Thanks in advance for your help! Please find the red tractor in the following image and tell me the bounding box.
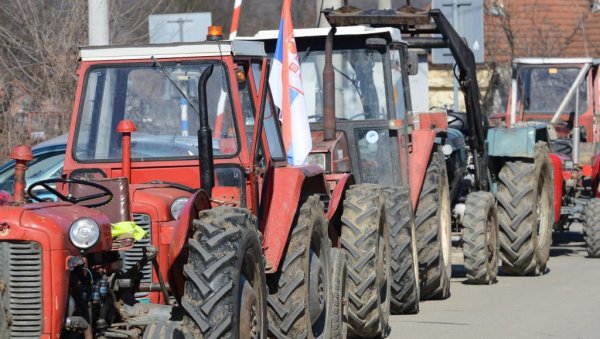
[246,8,458,327]
[490,58,600,260]
[0,35,379,338]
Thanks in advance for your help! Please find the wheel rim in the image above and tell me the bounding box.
[309,235,327,336]
[410,220,419,286]
[485,205,498,269]
[440,175,452,274]
[239,249,263,339]
[377,211,390,327]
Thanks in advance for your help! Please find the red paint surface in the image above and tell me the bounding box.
[548,154,564,222]
[409,130,436,209]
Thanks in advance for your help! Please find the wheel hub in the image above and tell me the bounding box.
[239,275,260,339]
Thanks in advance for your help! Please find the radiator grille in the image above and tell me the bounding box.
[121,213,153,298]
[0,241,43,337]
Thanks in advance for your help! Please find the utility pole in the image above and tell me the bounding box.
[88,0,109,46]
[167,18,193,42]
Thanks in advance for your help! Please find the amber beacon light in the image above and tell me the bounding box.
[207,25,224,41]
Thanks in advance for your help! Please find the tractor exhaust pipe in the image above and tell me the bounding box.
[198,65,215,196]
[117,120,137,183]
[323,27,337,141]
[10,145,32,204]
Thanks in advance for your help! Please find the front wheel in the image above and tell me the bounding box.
[462,191,499,284]
[584,198,600,258]
[415,149,452,300]
[267,195,332,338]
[497,144,554,275]
[341,184,390,338]
[179,207,267,339]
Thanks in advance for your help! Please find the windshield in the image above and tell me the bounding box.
[75,62,238,162]
[518,66,588,114]
[0,150,65,194]
[299,49,387,121]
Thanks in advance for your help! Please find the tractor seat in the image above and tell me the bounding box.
[549,139,573,157]
[69,177,131,223]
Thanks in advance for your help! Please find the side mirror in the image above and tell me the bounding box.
[407,52,419,76]
[366,38,387,53]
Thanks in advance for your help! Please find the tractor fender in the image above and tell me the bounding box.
[262,165,328,273]
[326,173,355,248]
[548,154,563,222]
[167,189,211,300]
[592,154,600,196]
[167,189,211,268]
[409,129,437,209]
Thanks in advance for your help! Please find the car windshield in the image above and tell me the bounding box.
[75,62,238,162]
[518,66,588,114]
[0,150,65,194]
[299,49,388,121]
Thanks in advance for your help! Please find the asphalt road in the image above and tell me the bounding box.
[389,224,600,339]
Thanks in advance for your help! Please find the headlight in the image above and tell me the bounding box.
[441,144,454,156]
[307,153,327,171]
[170,197,189,220]
[69,218,100,250]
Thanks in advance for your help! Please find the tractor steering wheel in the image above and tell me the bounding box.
[27,178,113,208]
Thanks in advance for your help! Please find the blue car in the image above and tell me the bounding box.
[0,135,67,200]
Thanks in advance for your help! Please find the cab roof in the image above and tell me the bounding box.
[246,26,404,44]
[79,40,266,62]
[513,57,600,66]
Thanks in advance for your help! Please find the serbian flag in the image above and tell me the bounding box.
[268,0,312,165]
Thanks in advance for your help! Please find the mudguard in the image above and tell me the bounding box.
[261,165,328,273]
[326,173,355,248]
[409,129,436,209]
[548,154,564,221]
[592,154,600,197]
[487,126,546,158]
[167,189,211,299]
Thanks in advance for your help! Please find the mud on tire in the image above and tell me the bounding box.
[180,207,267,339]
[497,143,554,275]
[267,195,331,339]
[341,184,391,338]
[584,198,600,258]
[462,191,499,284]
[415,149,452,300]
[385,186,420,314]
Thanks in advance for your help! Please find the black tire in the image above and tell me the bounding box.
[179,207,267,339]
[0,280,7,336]
[327,248,348,339]
[584,198,600,258]
[267,195,331,339]
[385,186,420,314]
[415,149,452,300]
[497,143,554,275]
[462,191,499,284]
[341,184,390,338]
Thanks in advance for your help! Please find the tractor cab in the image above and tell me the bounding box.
[250,26,411,189]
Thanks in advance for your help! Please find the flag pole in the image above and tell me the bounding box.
[229,0,242,39]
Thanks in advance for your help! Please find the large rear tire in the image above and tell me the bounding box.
[267,195,332,339]
[180,207,267,339]
[584,198,600,258]
[385,186,419,314]
[462,191,499,284]
[341,184,390,338]
[415,149,452,300]
[497,144,554,275]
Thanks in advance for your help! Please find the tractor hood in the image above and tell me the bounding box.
[0,202,112,253]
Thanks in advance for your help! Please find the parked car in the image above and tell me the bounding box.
[0,133,200,200]
[0,135,67,200]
